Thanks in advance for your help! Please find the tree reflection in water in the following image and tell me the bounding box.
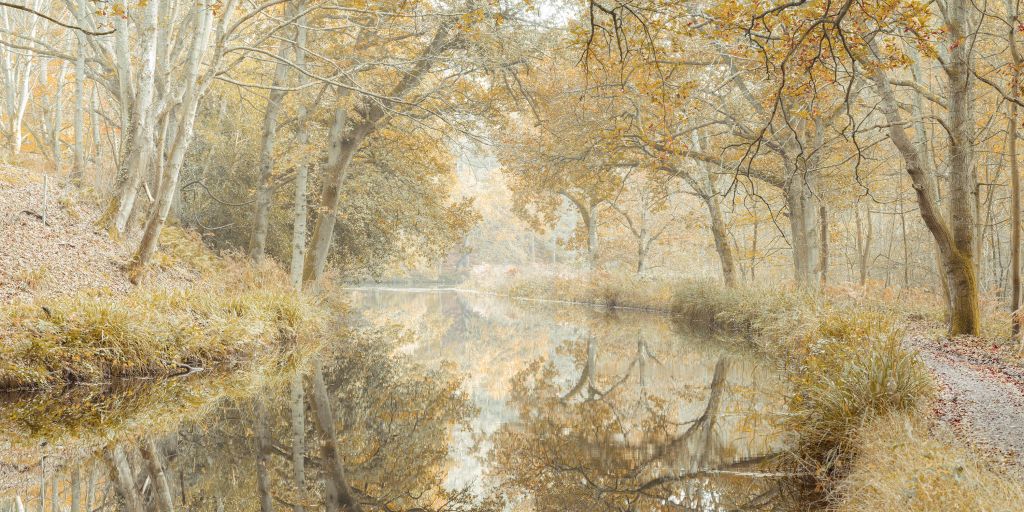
[0,290,793,511]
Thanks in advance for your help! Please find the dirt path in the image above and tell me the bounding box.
[910,335,1024,469]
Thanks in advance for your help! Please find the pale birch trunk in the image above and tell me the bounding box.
[106,0,159,236]
[250,0,299,261]
[139,440,175,512]
[289,12,310,289]
[131,1,221,277]
[308,361,363,512]
[73,32,86,180]
[52,59,67,176]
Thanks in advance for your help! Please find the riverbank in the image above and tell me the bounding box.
[470,271,1024,509]
[0,166,322,389]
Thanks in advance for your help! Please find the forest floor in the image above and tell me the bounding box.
[910,331,1024,472]
[0,165,318,389]
[0,164,199,302]
[0,164,134,301]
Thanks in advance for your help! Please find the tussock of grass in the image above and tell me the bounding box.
[669,282,935,481]
[0,255,320,390]
[13,265,49,292]
[836,413,1024,511]
[787,312,932,481]
[670,280,815,341]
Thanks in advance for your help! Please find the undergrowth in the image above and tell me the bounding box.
[0,228,321,389]
[476,271,678,311]
[837,413,1024,511]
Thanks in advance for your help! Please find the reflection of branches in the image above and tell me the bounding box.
[561,336,599,402]
[629,453,782,494]
[561,333,663,404]
[643,357,729,467]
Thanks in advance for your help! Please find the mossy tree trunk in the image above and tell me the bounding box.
[863,21,981,336]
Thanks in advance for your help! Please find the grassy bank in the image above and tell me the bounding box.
[0,228,322,390]
[477,271,1024,509]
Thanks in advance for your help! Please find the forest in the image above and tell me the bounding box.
[2,0,1024,510]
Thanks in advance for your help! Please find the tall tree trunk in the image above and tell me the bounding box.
[703,192,736,287]
[139,440,175,512]
[586,205,599,269]
[302,107,363,286]
[249,0,299,261]
[855,198,873,286]
[785,178,821,288]
[1012,104,1022,337]
[819,205,828,286]
[1007,0,1022,337]
[73,32,86,182]
[562,193,599,270]
[290,370,306,512]
[105,0,160,236]
[52,58,67,176]
[944,0,981,335]
[289,12,310,290]
[308,361,363,512]
[130,2,219,278]
[300,22,452,287]
[255,400,275,512]
[863,29,980,335]
[636,237,647,273]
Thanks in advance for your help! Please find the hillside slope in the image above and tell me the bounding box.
[0,166,131,302]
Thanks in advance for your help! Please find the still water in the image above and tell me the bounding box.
[0,288,793,511]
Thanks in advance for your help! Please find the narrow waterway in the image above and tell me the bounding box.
[0,288,794,511]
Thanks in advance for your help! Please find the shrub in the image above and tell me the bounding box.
[786,311,932,482]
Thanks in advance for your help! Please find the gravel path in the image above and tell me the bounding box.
[912,336,1024,469]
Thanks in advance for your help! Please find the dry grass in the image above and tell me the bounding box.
[150,225,220,272]
[0,234,322,390]
[474,269,687,311]
[836,413,1024,511]
[786,312,933,482]
[12,265,49,292]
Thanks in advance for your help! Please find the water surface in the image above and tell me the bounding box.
[0,288,792,511]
